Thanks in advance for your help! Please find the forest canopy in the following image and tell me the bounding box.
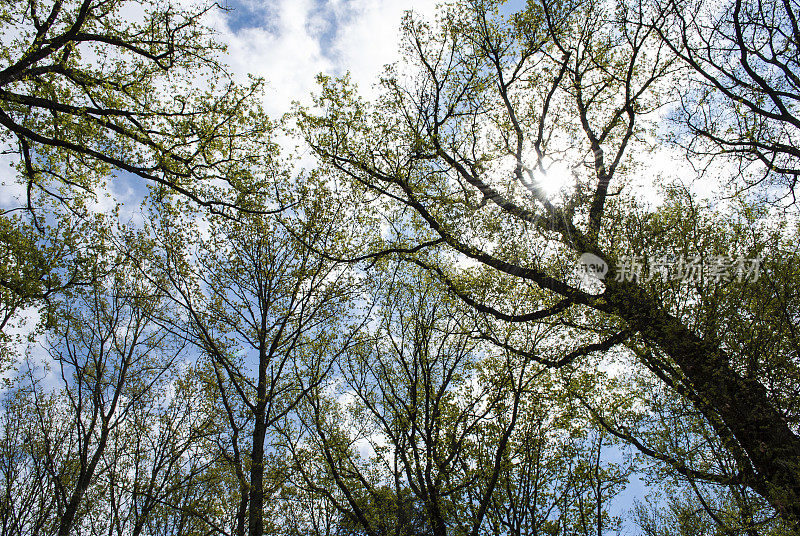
[1,0,799,535]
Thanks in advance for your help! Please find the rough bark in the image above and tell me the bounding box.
[606,282,800,524]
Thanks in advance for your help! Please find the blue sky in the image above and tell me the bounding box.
[206,0,442,118]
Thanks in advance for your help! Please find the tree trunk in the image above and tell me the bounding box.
[248,408,267,536]
[236,487,249,536]
[248,332,270,536]
[57,426,110,536]
[607,283,800,525]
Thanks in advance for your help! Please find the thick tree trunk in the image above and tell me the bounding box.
[248,409,267,536]
[607,283,800,524]
[248,332,270,536]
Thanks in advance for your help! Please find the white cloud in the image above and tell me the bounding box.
[326,0,439,98]
[209,0,329,118]
[208,0,441,118]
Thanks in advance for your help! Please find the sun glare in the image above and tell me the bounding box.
[522,157,573,199]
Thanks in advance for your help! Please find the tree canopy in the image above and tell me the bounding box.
[0,0,274,219]
[1,0,799,535]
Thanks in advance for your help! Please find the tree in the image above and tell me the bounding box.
[282,266,631,536]
[92,368,224,536]
[0,0,273,218]
[587,187,800,535]
[2,312,231,536]
[0,0,277,385]
[647,0,800,199]
[297,0,800,525]
[152,185,366,536]
[2,219,191,536]
[0,383,62,536]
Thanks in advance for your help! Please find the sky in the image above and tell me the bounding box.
[207,0,443,118]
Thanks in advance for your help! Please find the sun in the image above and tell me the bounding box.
[520,156,574,199]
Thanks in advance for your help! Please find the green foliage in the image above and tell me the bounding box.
[2,0,800,534]
[0,0,273,215]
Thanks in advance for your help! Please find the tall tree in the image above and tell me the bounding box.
[154,187,365,536]
[283,267,631,536]
[7,220,189,536]
[0,380,63,536]
[93,367,224,536]
[586,187,800,535]
[297,0,800,525]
